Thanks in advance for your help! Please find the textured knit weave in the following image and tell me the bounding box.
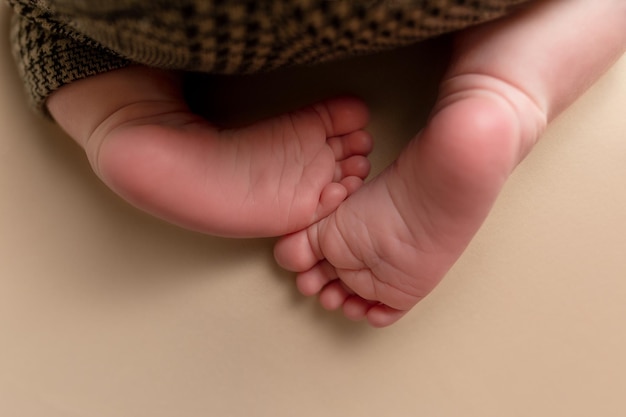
[7,0,530,112]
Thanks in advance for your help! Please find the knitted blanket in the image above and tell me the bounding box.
[7,0,530,111]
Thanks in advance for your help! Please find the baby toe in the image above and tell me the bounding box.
[366,304,408,328]
[342,296,375,321]
[313,97,370,137]
[274,227,321,272]
[328,130,373,161]
[314,183,349,221]
[338,176,364,197]
[319,281,351,311]
[334,155,370,182]
[296,261,336,296]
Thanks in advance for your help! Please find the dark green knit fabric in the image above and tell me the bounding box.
[7,0,530,112]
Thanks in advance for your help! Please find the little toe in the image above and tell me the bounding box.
[319,281,351,311]
[366,304,408,328]
[313,97,370,137]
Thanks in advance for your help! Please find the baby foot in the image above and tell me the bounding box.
[275,91,543,327]
[92,96,372,237]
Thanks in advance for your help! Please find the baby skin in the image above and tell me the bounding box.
[48,68,373,237]
[47,0,624,327]
[275,0,626,326]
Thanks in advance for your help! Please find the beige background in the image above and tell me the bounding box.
[2,4,626,416]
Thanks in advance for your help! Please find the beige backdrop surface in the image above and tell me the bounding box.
[2,4,626,417]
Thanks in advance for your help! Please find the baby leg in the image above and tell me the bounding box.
[48,66,373,237]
